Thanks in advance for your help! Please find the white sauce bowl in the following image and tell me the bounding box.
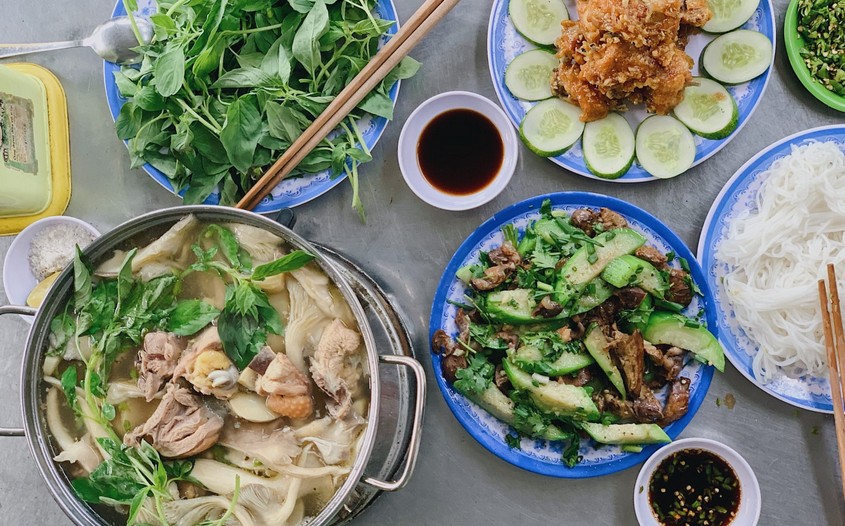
[3,216,100,323]
[634,437,761,526]
[397,91,518,211]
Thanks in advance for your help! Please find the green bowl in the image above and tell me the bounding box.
[784,0,845,112]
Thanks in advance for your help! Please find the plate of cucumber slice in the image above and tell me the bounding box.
[487,0,775,182]
[429,193,721,478]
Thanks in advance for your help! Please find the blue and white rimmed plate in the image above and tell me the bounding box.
[429,192,717,478]
[104,0,401,213]
[486,0,775,183]
[697,125,845,414]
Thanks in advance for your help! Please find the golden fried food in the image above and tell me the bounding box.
[552,0,711,122]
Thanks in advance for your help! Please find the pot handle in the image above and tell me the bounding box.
[0,305,36,437]
[362,354,426,492]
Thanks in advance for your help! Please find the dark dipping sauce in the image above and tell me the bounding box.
[648,449,741,526]
[417,109,504,195]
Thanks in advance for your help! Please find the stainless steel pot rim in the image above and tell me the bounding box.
[3,205,423,526]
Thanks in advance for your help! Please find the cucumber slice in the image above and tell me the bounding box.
[583,324,627,397]
[582,113,636,179]
[600,255,668,298]
[673,78,739,140]
[701,30,773,85]
[519,98,585,157]
[581,422,671,445]
[469,385,570,441]
[554,228,646,304]
[635,115,696,179]
[505,50,558,101]
[509,0,569,46]
[510,344,595,376]
[643,312,726,372]
[485,289,538,324]
[503,359,600,420]
[703,0,759,33]
[572,278,616,315]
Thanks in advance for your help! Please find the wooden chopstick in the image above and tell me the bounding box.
[818,265,845,500]
[236,0,460,210]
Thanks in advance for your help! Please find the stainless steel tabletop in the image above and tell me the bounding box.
[0,0,842,524]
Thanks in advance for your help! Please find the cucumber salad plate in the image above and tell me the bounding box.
[430,193,719,477]
[487,0,775,182]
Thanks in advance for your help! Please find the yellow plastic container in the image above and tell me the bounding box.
[0,63,71,236]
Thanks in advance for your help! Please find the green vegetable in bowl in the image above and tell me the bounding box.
[796,0,845,96]
[117,0,420,218]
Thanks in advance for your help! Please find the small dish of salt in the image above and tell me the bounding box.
[3,216,99,322]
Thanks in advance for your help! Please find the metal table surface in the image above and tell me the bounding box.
[0,0,842,524]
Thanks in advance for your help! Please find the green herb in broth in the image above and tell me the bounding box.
[72,439,194,526]
[180,225,316,368]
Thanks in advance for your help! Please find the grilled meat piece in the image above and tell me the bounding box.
[579,296,622,332]
[497,329,520,350]
[666,268,693,306]
[488,241,522,267]
[594,390,635,420]
[470,264,514,291]
[608,330,645,396]
[660,376,691,425]
[494,364,512,394]
[561,367,592,387]
[615,287,648,310]
[570,208,600,237]
[632,386,664,422]
[432,329,456,356]
[442,354,468,384]
[634,246,669,269]
[533,296,564,318]
[598,208,628,230]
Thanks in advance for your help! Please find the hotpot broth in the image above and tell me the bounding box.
[39,215,372,525]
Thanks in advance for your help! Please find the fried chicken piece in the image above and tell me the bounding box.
[680,0,712,27]
[575,0,682,49]
[552,0,706,122]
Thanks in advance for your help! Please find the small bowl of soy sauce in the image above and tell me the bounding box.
[634,438,761,526]
[397,91,518,211]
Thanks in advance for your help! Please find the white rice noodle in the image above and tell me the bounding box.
[716,141,845,382]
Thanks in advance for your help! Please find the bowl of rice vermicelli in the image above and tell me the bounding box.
[698,125,845,413]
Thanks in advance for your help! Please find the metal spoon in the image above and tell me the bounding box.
[0,16,153,65]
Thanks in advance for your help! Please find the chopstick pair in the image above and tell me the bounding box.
[817,263,845,500]
[236,0,461,211]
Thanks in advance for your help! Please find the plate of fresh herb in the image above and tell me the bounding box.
[429,193,721,477]
[105,0,419,217]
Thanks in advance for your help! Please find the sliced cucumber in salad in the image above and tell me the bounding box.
[673,78,739,140]
[703,0,759,34]
[701,29,773,85]
[582,113,636,179]
[635,115,696,179]
[505,49,558,101]
[520,98,585,157]
[509,0,569,46]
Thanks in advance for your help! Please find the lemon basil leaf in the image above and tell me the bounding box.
[251,250,316,281]
[220,95,262,173]
[168,300,222,336]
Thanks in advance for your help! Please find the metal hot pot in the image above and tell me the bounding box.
[0,205,425,526]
